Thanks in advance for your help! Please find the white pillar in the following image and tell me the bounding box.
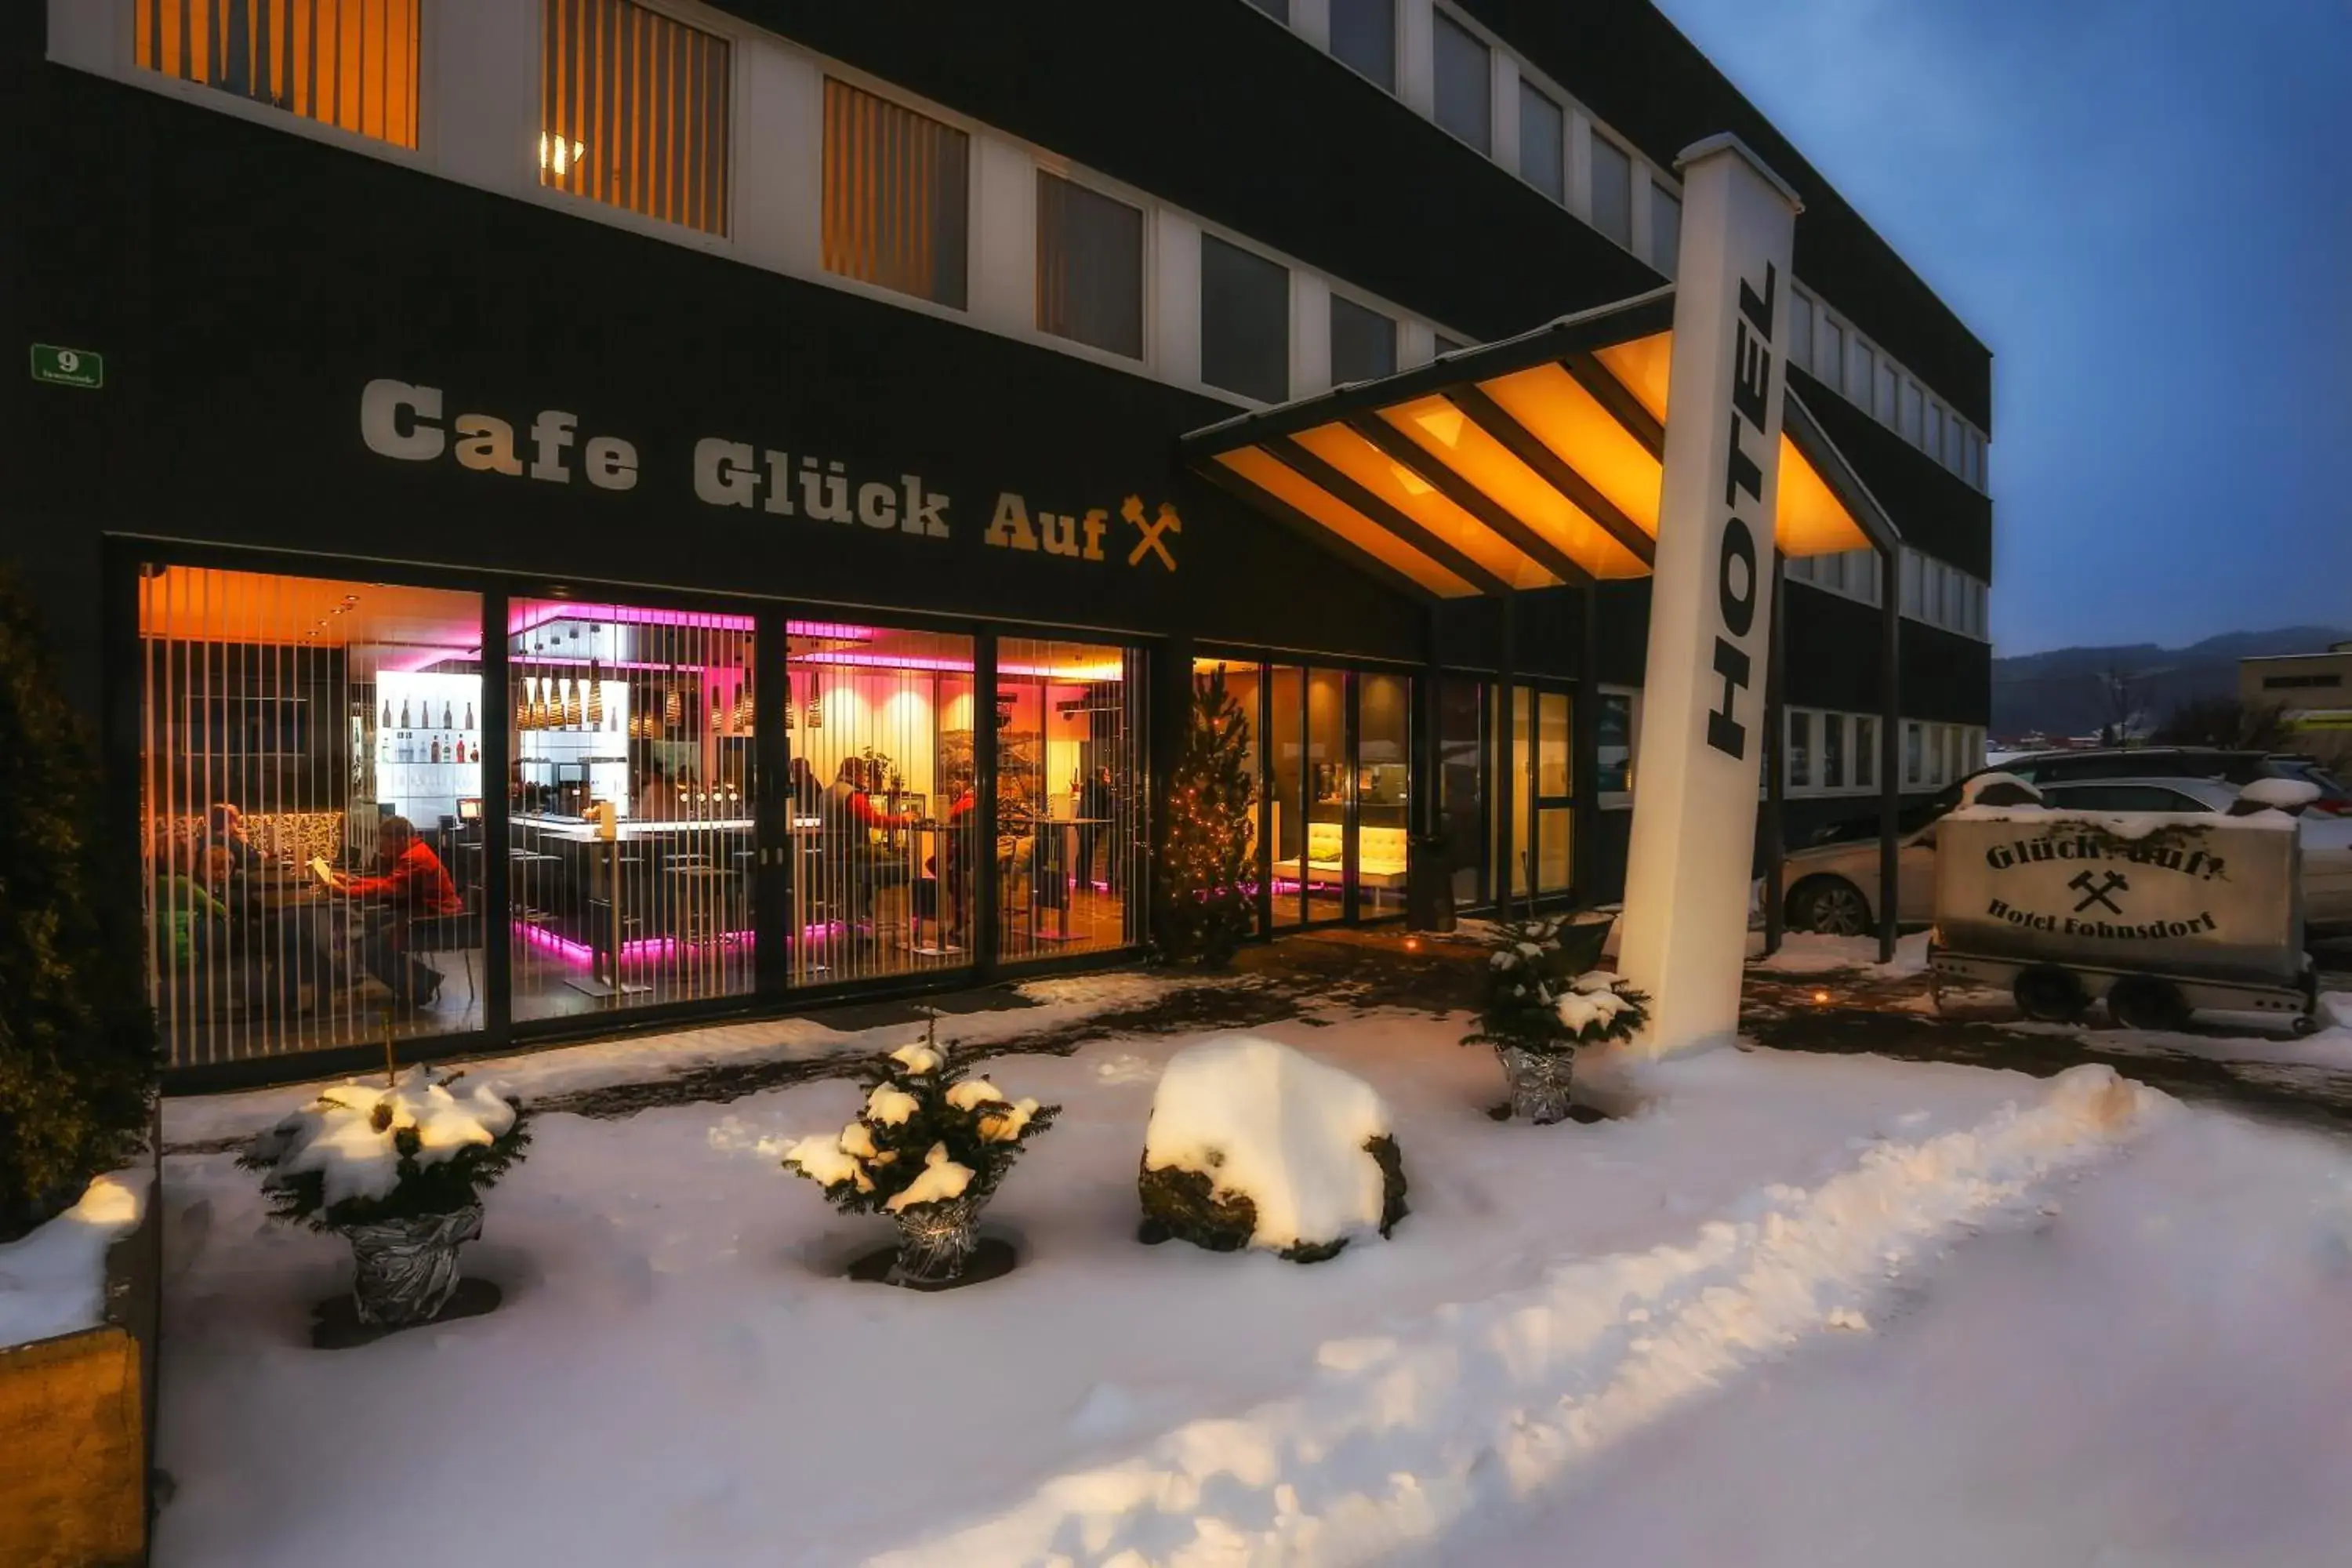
[1614,134,1802,1058]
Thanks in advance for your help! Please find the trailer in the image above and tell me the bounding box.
[1928,804,2319,1033]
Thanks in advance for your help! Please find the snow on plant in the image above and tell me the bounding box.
[1464,913,1649,1057]
[238,1065,531,1230]
[782,1034,1059,1218]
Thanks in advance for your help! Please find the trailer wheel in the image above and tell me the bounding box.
[2107,976,2189,1033]
[2013,966,2088,1023]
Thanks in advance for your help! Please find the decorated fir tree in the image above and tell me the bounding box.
[1464,913,1647,1124]
[1155,670,1258,967]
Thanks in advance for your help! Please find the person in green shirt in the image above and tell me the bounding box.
[154,840,227,967]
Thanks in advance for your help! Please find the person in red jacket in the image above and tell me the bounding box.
[332,816,463,1011]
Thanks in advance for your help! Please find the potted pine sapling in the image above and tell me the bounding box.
[783,1028,1058,1288]
[1464,914,1648,1123]
[240,1065,529,1331]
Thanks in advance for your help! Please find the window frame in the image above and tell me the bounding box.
[1588,132,1634,249]
[1034,165,1149,361]
[1429,7,1493,154]
[1516,77,1566,205]
[1198,230,1294,405]
[1327,0,1399,93]
[1328,290,1400,387]
[1650,179,1681,277]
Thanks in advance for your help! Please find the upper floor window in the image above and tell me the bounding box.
[1330,0,1397,92]
[1650,182,1681,277]
[1432,11,1491,154]
[822,79,969,307]
[1036,172,1143,358]
[1434,332,1468,356]
[542,0,731,237]
[1330,295,1398,385]
[1518,81,1564,203]
[136,0,421,148]
[1847,334,1873,405]
[1589,135,1632,249]
[1201,234,1290,403]
[1874,360,1897,424]
[1788,289,1813,367]
[1899,377,1924,445]
[1816,318,1844,394]
[1246,0,1290,20]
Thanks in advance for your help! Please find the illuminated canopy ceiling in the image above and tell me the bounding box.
[1182,287,1899,601]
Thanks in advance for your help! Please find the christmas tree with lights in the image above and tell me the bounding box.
[1156,670,1258,967]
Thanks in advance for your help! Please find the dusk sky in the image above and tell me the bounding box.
[1656,0,2352,657]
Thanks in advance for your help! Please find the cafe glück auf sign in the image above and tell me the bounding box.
[1934,806,2303,984]
[358,379,1180,572]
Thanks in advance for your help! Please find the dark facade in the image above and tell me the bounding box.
[1,2,1991,1085]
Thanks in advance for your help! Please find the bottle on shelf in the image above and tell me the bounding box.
[381,698,392,729]
[400,698,412,729]
[463,700,475,732]
[442,700,454,731]
[430,737,441,764]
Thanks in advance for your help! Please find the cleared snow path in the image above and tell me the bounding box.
[871,1064,2168,1568]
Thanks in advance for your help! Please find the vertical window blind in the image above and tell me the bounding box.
[823,79,971,308]
[1036,172,1144,358]
[134,0,421,148]
[541,0,733,238]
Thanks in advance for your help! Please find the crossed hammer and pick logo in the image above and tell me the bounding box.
[2068,869,2129,915]
[1120,494,1181,572]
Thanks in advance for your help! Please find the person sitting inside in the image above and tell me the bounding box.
[825,758,913,924]
[927,770,981,948]
[331,815,463,1012]
[634,757,674,822]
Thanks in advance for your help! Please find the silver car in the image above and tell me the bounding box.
[1780,776,2352,935]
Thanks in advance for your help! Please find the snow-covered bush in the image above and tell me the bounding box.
[239,1066,530,1231]
[1465,914,1647,1123]
[1138,1035,1406,1264]
[782,1040,1059,1221]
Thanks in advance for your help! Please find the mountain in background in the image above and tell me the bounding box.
[1992,626,2349,739]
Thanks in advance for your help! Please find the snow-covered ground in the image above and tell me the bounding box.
[1748,929,1931,975]
[146,987,2352,1568]
[0,1169,147,1348]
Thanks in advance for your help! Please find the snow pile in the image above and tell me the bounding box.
[0,1173,147,1348]
[2238,776,2321,813]
[249,1068,519,1210]
[1956,770,2043,808]
[1751,930,1931,976]
[878,1065,2170,1566]
[1142,1036,1398,1254]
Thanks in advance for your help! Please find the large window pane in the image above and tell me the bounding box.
[1269,665,1305,928]
[1856,716,1877,790]
[823,78,968,307]
[140,564,484,1069]
[1432,11,1490,154]
[786,623,976,985]
[995,639,1145,962]
[1788,710,1813,789]
[138,0,422,148]
[1303,669,1348,923]
[541,0,731,237]
[1589,135,1633,248]
[1650,182,1682,277]
[1194,658,1265,936]
[1438,678,1487,906]
[1201,234,1290,403]
[1036,172,1144,358]
[1597,691,1635,796]
[1824,713,1846,789]
[1519,82,1565,202]
[1329,0,1396,90]
[1849,333,1875,405]
[1329,294,1398,386]
[1358,673,1410,918]
[1817,319,1845,394]
[509,602,757,1020]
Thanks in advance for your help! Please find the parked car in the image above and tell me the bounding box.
[1782,775,2352,936]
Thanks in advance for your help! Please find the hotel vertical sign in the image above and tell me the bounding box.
[1616,134,1802,1058]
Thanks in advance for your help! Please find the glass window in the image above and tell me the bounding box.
[139,0,422,148]
[1589,135,1633,248]
[1787,710,1813,789]
[1788,288,1813,368]
[1195,659,1265,935]
[1650,182,1682,277]
[1329,294,1398,386]
[1875,360,1898,424]
[1905,720,1925,786]
[508,601,760,1019]
[140,564,485,1069]
[1942,724,1962,787]
[1329,0,1396,90]
[1269,665,1305,928]
[1973,431,1990,490]
[823,79,968,307]
[1926,401,1945,466]
[782,622,977,986]
[1817,318,1844,394]
[541,0,731,236]
[1519,81,1565,202]
[1901,549,1923,617]
[1855,716,1877,790]
[1944,566,1965,632]
[994,638,1145,963]
[1848,334,1874,402]
[1439,679,1489,905]
[1036,172,1144,359]
[1200,234,1290,402]
[1824,713,1846,789]
[1432,11,1491,153]
[1359,673,1412,917]
[1597,691,1635,797]
[1433,332,1468,356]
[1303,669,1348,923]
[1901,377,1925,445]
[1246,0,1289,19]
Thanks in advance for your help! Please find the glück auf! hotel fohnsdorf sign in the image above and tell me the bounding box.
[358,379,1184,573]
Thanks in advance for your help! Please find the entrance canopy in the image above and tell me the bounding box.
[1181,288,1897,601]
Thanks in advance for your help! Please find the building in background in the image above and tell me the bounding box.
[2,0,1991,1086]
[2243,642,2352,769]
